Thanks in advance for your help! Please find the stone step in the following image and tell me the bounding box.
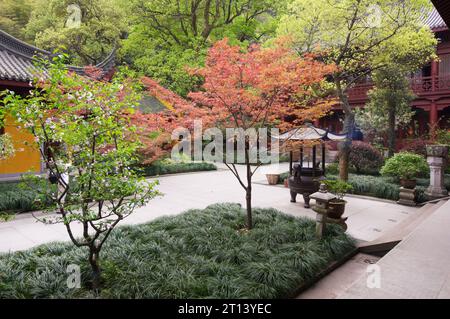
[359,200,447,255]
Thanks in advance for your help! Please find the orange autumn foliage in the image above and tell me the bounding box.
[130,38,337,164]
[129,77,209,164]
[188,38,337,131]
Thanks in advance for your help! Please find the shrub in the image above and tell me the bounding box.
[138,159,217,176]
[436,129,450,146]
[326,163,339,175]
[0,181,55,214]
[340,141,384,175]
[399,139,429,157]
[380,152,428,180]
[326,172,448,203]
[0,133,15,160]
[348,175,400,201]
[323,180,353,200]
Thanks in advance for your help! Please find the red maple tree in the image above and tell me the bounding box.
[129,77,209,164]
[187,38,337,229]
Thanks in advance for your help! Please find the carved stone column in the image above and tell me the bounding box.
[425,145,449,199]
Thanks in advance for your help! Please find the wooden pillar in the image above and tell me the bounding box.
[312,145,317,177]
[322,143,326,174]
[432,59,439,92]
[430,102,438,133]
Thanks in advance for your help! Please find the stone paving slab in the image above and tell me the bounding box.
[0,164,420,253]
[339,199,450,299]
[297,253,380,299]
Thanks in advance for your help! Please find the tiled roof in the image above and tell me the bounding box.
[0,29,115,83]
[425,7,448,31]
[431,0,450,30]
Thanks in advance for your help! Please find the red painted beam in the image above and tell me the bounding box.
[0,79,32,88]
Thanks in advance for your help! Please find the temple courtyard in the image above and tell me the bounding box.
[1,163,450,299]
[0,163,420,252]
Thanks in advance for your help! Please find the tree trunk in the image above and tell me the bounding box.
[335,79,354,181]
[246,184,252,230]
[89,248,101,291]
[387,105,396,157]
[245,161,253,230]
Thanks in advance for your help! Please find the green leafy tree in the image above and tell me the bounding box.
[1,55,159,291]
[277,0,437,180]
[356,65,416,157]
[122,0,282,96]
[0,134,15,161]
[0,0,36,40]
[25,0,126,65]
[0,109,15,160]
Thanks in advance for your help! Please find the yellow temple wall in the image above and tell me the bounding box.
[0,114,42,177]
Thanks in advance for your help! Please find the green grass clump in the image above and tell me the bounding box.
[348,175,400,201]
[326,174,450,203]
[138,160,217,177]
[326,174,401,201]
[0,203,355,299]
[0,181,54,215]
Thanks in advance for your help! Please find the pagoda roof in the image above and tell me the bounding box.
[0,29,115,84]
[274,125,347,142]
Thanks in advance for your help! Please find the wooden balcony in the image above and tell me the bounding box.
[347,75,450,105]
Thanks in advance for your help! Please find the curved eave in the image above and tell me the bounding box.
[432,0,450,29]
[67,48,116,78]
[0,29,116,84]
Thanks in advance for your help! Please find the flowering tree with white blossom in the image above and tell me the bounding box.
[2,55,159,291]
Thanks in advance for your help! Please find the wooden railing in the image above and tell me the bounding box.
[347,75,450,102]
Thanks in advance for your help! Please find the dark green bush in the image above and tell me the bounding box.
[137,160,217,177]
[399,139,429,157]
[0,203,355,298]
[347,175,400,201]
[0,181,54,214]
[347,141,384,175]
[326,163,339,175]
[326,173,449,203]
[381,152,428,180]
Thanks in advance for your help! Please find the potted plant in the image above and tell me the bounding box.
[323,179,353,219]
[380,152,428,189]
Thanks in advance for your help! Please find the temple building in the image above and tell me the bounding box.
[318,0,450,140]
[0,29,115,180]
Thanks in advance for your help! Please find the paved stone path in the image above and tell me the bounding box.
[297,253,381,299]
[0,163,419,253]
[339,199,450,299]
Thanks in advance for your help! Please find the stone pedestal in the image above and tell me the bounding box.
[398,187,416,206]
[310,184,347,239]
[425,145,449,200]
